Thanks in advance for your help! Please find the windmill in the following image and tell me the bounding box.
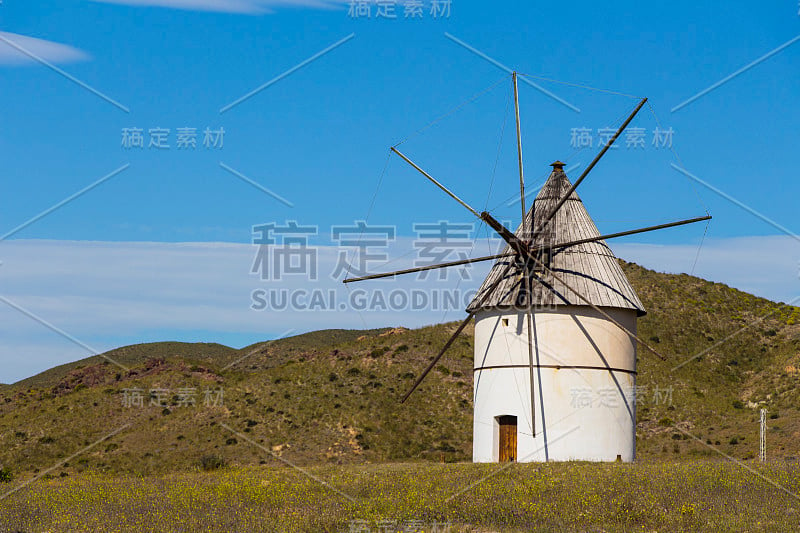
[344,73,710,463]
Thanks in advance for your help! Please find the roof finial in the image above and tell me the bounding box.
[550,160,566,172]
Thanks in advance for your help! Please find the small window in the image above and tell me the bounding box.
[502,318,509,327]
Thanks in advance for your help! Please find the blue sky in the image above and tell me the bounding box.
[1,1,799,382]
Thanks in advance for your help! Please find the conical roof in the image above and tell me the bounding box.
[467,167,645,315]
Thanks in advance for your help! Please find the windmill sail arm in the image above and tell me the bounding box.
[535,97,648,235]
[480,211,530,257]
[342,208,527,286]
[343,252,516,284]
[400,261,516,403]
[543,215,712,251]
[388,145,537,255]
[400,310,474,404]
[390,147,481,219]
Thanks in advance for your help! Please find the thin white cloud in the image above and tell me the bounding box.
[0,235,797,383]
[0,32,90,66]
[90,0,347,14]
[612,235,800,304]
[0,238,489,382]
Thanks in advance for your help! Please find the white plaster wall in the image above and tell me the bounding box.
[472,306,637,462]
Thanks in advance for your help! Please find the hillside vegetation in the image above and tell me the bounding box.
[1,261,799,479]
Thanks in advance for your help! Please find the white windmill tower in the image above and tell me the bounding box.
[344,73,710,463]
[468,160,646,463]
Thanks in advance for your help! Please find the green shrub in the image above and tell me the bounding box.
[199,454,225,471]
[369,347,389,358]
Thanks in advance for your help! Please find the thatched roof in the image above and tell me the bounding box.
[467,166,645,316]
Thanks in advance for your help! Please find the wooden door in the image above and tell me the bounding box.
[498,415,517,462]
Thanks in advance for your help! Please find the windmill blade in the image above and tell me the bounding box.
[480,211,530,257]
[544,215,712,251]
[390,147,481,219]
[535,97,648,235]
[526,252,667,361]
[343,252,516,283]
[401,260,518,403]
[390,146,532,253]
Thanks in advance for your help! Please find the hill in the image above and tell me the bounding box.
[10,341,238,391]
[1,261,799,479]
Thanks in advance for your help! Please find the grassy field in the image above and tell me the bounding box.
[2,460,800,532]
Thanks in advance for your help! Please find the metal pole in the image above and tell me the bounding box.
[760,408,767,462]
